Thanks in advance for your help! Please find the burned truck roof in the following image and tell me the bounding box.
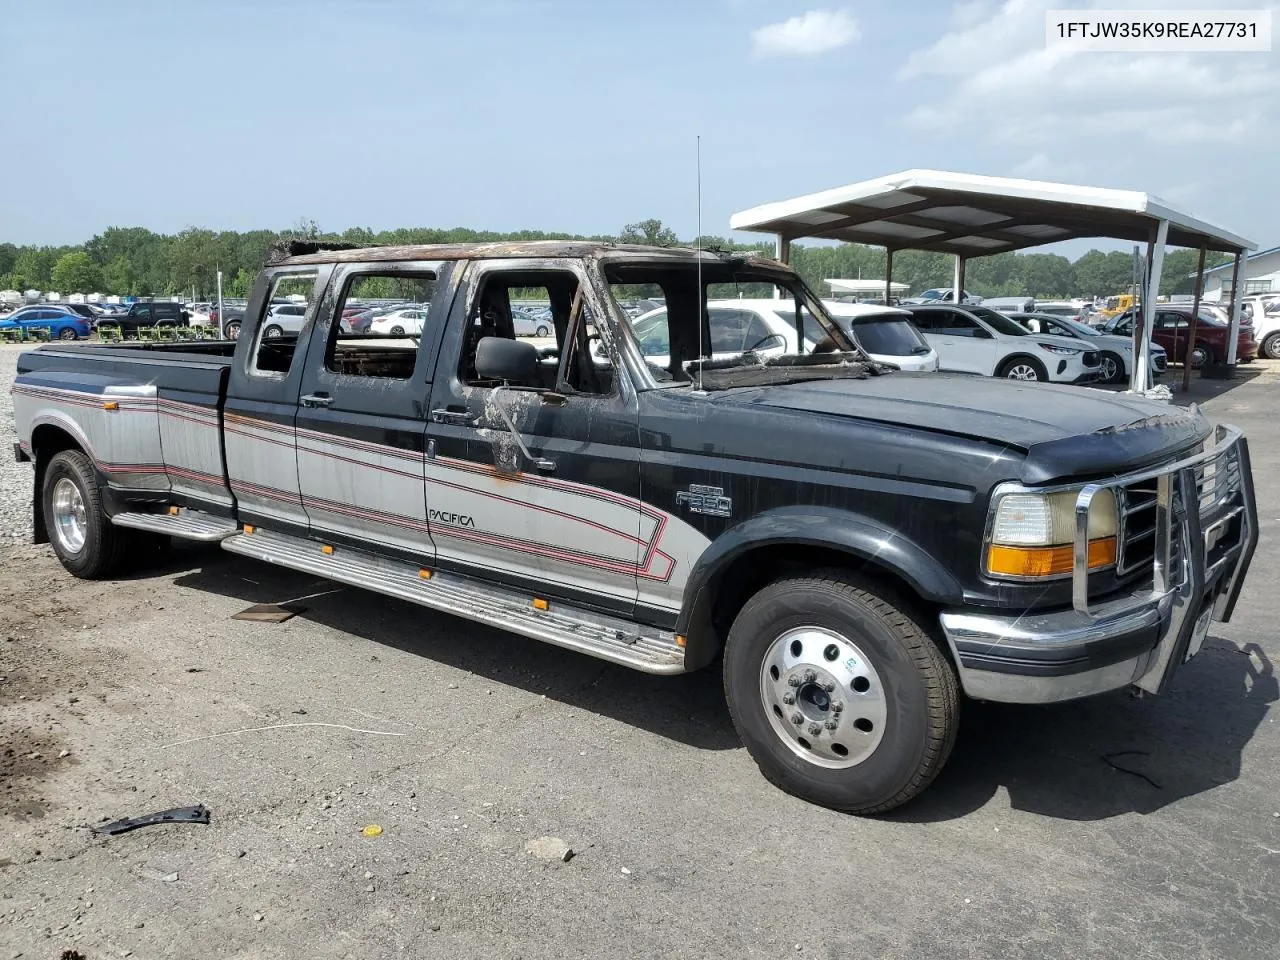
[271,238,781,269]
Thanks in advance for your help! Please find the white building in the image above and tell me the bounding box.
[1199,245,1280,301]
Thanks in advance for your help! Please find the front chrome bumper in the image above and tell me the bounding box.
[939,424,1257,704]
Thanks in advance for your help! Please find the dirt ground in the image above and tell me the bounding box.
[2,356,1279,959]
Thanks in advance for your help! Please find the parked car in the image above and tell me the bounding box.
[0,304,91,340]
[341,309,375,335]
[1242,301,1280,359]
[900,288,981,305]
[904,304,1102,382]
[214,307,247,339]
[512,308,552,338]
[369,307,428,336]
[1099,306,1256,368]
[821,301,939,371]
[1008,312,1167,383]
[1032,301,1090,322]
[95,301,190,335]
[260,302,310,338]
[60,303,102,323]
[189,303,215,327]
[980,296,1035,313]
[10,239,1258,816]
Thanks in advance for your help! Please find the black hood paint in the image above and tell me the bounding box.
[715,373,1210,485]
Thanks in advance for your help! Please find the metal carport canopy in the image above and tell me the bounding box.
[728,169,1254,256]
[730,169,1255,393]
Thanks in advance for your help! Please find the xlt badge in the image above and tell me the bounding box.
[676,484,732,518]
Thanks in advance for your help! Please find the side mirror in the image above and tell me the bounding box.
[476,336,539,384]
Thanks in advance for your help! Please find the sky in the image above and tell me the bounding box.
[3,0,1278,255]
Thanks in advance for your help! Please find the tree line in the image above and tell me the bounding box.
[0,217,1225,301]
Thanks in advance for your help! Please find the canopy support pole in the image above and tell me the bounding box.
[1182,247,1207,393]
[775,235,791,265]
[884,248,894,304]
[1131,219,1167,393]
[1226,252,1244,366]
[953,255,963,302]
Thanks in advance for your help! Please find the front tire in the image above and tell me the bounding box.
[535,324,550,338]
[224,320,241,340]
[58,326,79,341]
[42,450,129,579]
[723,574,959,814]
[390,325,405,336]
[264,324,283,339]
[1099,351,1124,383]
[997,356,1046,381]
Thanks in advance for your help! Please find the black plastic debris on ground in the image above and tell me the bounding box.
[92,803,212,835]
[230,603,305,623]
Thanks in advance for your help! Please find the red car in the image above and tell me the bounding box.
[1101,306,1255,367]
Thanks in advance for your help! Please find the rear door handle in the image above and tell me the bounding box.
[300,393,333,408]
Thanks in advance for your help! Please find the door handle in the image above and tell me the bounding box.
[300,393,333,408]
[430,407,475,425]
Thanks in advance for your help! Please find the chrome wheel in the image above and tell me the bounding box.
[1263,333,1280,360]
[758,626,887,769]
[1006,363,1040,381]
[51,477,88,554]
[536,325,550,338]
[1190,344,1211,368]
[224,321,241,340]
[1099,354,1120,382]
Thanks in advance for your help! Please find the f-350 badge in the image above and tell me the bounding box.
[676,484,732,518]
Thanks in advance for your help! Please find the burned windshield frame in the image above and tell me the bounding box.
[602,257,863,389]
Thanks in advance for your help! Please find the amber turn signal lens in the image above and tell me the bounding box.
[532,598,549,611]
[987,537,1116,578]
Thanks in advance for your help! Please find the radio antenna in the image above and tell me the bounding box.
[695,134,704,394]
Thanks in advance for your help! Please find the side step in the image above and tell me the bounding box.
[221,528,686,675]
[112,509,240,542]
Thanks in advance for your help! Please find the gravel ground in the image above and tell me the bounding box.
[1,348,1278,959]
[0,344,31,545]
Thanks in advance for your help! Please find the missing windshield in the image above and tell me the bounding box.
[606,260,867,386]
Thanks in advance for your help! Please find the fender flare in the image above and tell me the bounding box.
[675,506,964,670]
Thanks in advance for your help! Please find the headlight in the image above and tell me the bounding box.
[985,488,1117,579]
[1037,342,1082,355]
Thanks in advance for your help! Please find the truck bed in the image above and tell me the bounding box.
[14,341,238,516]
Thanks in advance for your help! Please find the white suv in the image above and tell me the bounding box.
[905,304,1102,383]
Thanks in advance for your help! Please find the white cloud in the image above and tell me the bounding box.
[751,8,860,58]
[898,0,1279,147]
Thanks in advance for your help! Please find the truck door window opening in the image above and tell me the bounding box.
[325,271,438,379]
[459,270,616,396]
[249,271,317,377]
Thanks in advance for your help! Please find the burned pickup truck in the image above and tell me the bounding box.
[10,241,1258,813]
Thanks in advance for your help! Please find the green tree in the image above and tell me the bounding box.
[619,219,679,246]
[226,267,256,298]
[51,251,104,293]
[102,256,138,295]
[1016,253,1075,298]
[13,248,57,290]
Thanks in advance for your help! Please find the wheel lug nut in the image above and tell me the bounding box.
[807,723,822,736]
[782,693,796,705]
[790,713,803,725]
[822,681,835,693]
[831,700,844,713]
[787,676,802,687]
[825,719,839,731]
[803,669,817,683]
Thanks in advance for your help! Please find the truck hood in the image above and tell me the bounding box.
[723,374,1210,485]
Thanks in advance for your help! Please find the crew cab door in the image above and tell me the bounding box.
[293,260,455,558]
[424,259,643,616]
[224,265,332,535]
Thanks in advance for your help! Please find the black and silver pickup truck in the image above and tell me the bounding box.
[10,241,1258,813]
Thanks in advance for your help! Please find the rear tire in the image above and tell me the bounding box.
[390,325,405,336]
[1190,342,1214,368]
[1261,332,1280,360]
[264,324,283,339]
[41,450,129,579]
[58,327,78,340]
[224,320,241,340]
[536,324,550,338]
[723,573,960,814]
[997,356,1046,381]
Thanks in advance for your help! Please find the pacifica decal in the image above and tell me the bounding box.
[429,509,476,528]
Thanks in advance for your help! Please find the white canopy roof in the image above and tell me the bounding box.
[826,279,909,294]
[730,169,1255,256]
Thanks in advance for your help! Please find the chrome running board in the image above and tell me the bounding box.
[220,527,686,675]
[112,509,239,542]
